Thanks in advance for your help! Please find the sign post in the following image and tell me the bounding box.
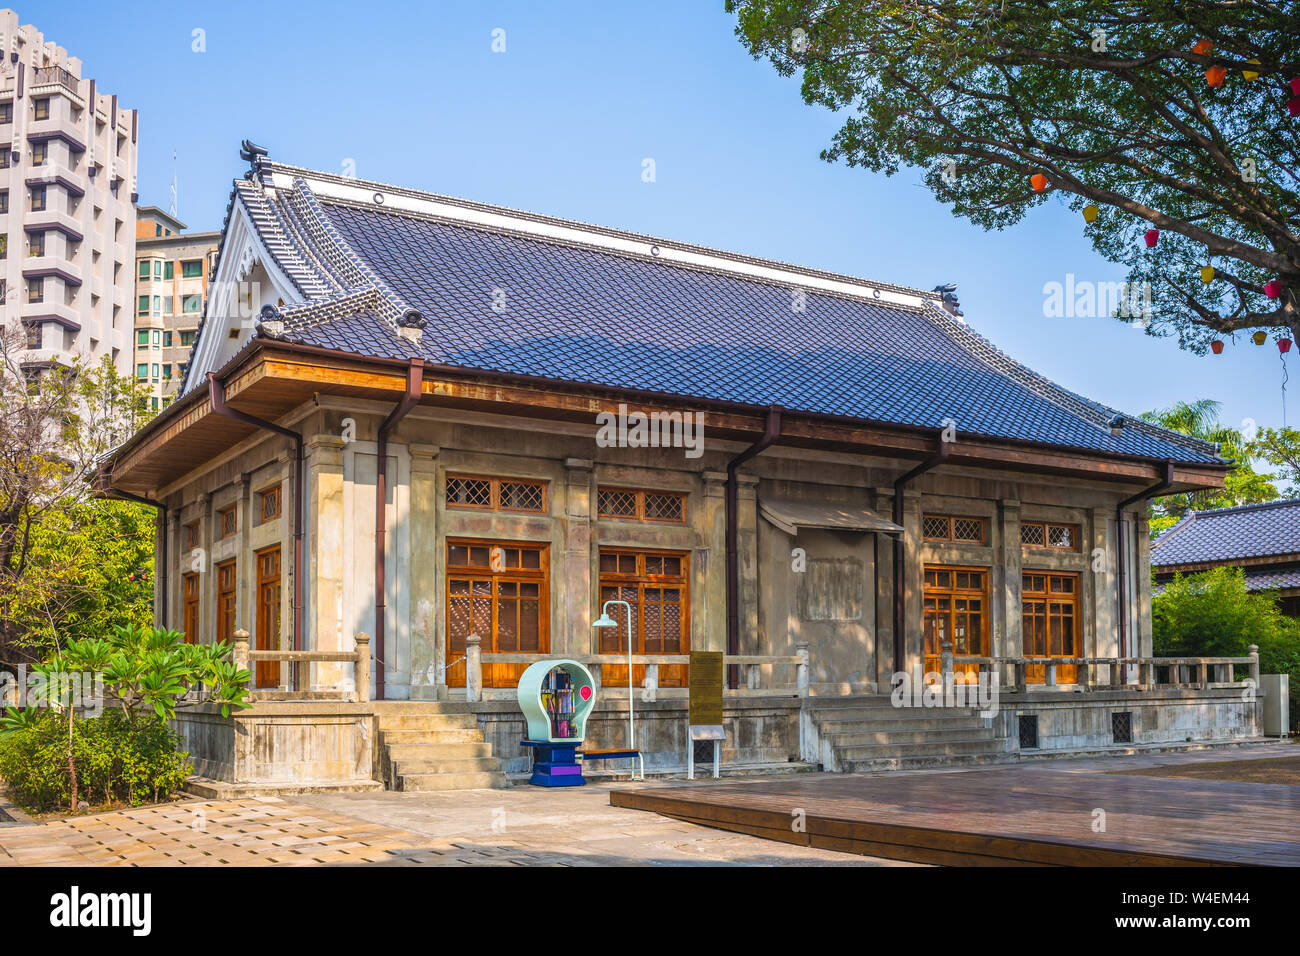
[688,651,725,779]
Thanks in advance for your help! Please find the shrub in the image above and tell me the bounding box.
[0,709,190,812]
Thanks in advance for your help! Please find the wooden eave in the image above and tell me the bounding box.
[1153,553,1300,575]
[104,340,1230,498]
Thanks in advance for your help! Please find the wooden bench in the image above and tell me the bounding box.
[578,748,644,781]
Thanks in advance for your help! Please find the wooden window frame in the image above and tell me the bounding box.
[921,514,988,545]
[1021,571,1081,683]
[218,505,237,539]
[596,487,688,524]
[255,546,282,689]
[445,538,550,688]
[444,474,547,514]
[184,521,200,552]
[182,572,200,645]
[215,559,237,646]
[1020,521,1082,552]
[597,547,691,687]
[258,484,282,524]
[922,565,990,676]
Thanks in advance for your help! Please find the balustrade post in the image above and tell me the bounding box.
[1110,658,1122,689]
[644,663,660,701]
[1248,644,1260,688]
[1076,658,1090,690]
[466,633,482,703]
[795,642,810,697]
[354,632,371,704]
[232,628,250,681]
[1044,661,1057,687]
[1139,658,1153,689]
[745,663,760,691]
[1196,660,1208,689]
[940,640,954,692]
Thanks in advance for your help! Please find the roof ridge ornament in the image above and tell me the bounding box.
[257,303,284,338]
[397,309,426,343]
[239,139,273,186]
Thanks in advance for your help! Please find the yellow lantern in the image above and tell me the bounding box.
[1200,265,1215,283]
[1082,204,1099,224]
[1253,331,1268,345]
[1243,59,1260,81]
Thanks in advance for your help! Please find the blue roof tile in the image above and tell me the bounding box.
[1152,499,1300,566]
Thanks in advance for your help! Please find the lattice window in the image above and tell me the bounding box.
[259,485,281,523]
[1018,715,1039,750]
[922,514,986,544]
[184,522,200,551]
[1021,521,1080,551]
[445,475,545,513]
[597,487,686,523]
[1111,711,1133,744]
[218,506,237,539]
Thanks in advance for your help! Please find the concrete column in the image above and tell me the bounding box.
[563,457,593,658]
[198,491,213,646]
[997,499,1022,660]
[700,471,728,653]
[408,443,440,696]
[737,472,761,656]
[901,488,924,680]
[1089,507,1116,668]
[306,434,346,688]
[1135,514,1154,659]
[873,486,895,689]
[167,509,182,632]
[465,632,482,702]
[353,632,371,704]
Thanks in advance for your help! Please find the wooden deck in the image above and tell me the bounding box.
[610,766,1300,866]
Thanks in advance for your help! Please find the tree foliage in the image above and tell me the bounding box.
[1140,398,1280,533]
[0,326,152,666]
[1246,423,1300,490]
[728,0,1300,348]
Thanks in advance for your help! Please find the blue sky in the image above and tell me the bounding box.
[35,0,1292,452]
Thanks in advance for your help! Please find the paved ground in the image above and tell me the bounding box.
[0,742,1291,866]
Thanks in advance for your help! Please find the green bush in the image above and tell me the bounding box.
[0,709,190,812]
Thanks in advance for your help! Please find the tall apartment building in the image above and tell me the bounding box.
[134,207,218,409]
[0,9,138,375]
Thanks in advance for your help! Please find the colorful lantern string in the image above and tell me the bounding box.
[1144,229,1159,248]
[1192,40,1213,55]
[1281,338,1294,354]
[1265,279,1281,299]
[1201,265,1215,283]
[1243,59,1260,81]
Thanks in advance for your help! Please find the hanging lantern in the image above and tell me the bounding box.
[1200,265,1215,283]
[1144,229,1159,248]
[1192,40,1213,55]
[1265,279,1281,299]
[1289,98,1300,117]
[1030,173,1049,193]
[1253,331,1268,345]
[1082,204,1099,224]
[1210,340,1225,354]
[1243,59,1261,81]
[1280,338,1293,354]
[1291,78,1300,95]
[1205,65,1227,88]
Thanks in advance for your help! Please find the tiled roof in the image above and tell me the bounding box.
[1153,566,1300,594]
[1151,499,1300,566]
[199,163,1227,466]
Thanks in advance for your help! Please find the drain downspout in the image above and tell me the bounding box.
[104,485,168,627]
[725,406,782,689]
[892,441,950,677]
[1115,459,1174,682]
[208,372,304,659]
[375,359,425,700]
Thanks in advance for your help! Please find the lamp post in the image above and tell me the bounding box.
[592,599,635,752]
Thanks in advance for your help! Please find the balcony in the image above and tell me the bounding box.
[30,66,85,108]
[19,299,80,329]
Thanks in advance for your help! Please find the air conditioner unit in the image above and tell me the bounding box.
[1260,674,1290,736]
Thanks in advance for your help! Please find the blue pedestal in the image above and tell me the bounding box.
[520,740,585,787]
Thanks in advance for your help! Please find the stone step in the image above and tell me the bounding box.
[836,736,1003,760]
[816,712,987,733]
[375,714,480,731]
[384,741,494,760]
[379,728,486,747]
[395,771,508,792]
[842,752,1000,773]
[370,701,479,715]
[823,727,998,747]
[393,756,502,775]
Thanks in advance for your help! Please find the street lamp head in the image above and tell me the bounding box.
[592,612,617,629]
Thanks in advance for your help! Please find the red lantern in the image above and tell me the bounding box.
[1144,229,1159,248]
[1192,40,1213,56]
[1030,173,1048,193]
[1291,78,1300,95]
[1210,340,1225,354]
[1289,98,1300,117]
[1281,338,1294,354]
[1205,66,1226,87]
[1265,279,1281,299]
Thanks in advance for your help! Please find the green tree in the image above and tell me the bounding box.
[1140,399,1279,534]
[1246,424,1300,491]
[728,0,1300,349]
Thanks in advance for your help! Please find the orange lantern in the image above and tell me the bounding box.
[1210,340,1225,354]
[1192,40,1213,56]
[1200,265,1215,283]
[1082,204,1099,224]
[1206,65,1227,87]
[1253,331,1267,345]
[1030,173,1049,193]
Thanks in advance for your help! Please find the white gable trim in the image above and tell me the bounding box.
[181,197,304,395]
[268,170,934,313]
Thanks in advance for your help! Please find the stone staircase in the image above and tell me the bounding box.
[372,703,508,791]
[806,695,1009,772]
